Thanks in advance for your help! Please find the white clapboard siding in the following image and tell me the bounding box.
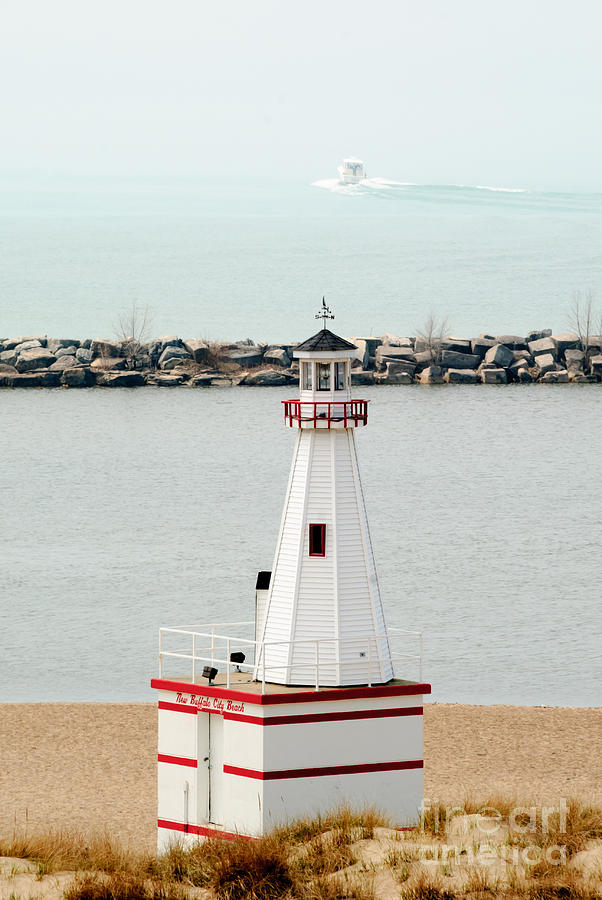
[258,425,393,686]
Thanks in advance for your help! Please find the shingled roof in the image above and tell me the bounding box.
[295,329,357,352]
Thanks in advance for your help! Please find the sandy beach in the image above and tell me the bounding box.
[0,703,600,851]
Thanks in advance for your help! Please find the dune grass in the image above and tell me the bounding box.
[1,800,601,900]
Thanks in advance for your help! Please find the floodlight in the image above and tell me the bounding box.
[230,651,246,672]
[202,666,218,684]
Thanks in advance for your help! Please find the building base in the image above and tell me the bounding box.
[151,675,431,848]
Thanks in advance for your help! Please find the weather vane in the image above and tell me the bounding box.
[315,296,335,330]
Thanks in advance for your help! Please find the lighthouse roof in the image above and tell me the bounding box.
[295,329,357,352]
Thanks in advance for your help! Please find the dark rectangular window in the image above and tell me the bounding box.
[334,361,345,391]
[309,523,326,557]
[302,361,312,390]
[316,362,331,391]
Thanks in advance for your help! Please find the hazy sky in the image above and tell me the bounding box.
[2,0,602,190]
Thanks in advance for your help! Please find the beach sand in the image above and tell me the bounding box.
[0,703,600,851]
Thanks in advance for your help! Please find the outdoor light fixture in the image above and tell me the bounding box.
[230,651,246,672]
[202,666,218,684]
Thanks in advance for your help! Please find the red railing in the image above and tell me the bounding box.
[282,400,369,428]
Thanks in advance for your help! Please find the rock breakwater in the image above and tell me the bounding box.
[1,331,601,388]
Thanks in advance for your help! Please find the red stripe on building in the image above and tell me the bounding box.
[151,677,431,705]
[158,701,198,715]
[157,818,253,841]
[158,753,197,768]
[223,706,423,726]
[224,759,424,780]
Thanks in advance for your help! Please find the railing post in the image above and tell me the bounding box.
[226,638,231,688]
[367,638,373,687]
[261,644,266,694]
[159,630,163,678]
[211,626,215,668]
[315,641,320,691]
[192,633,196,683]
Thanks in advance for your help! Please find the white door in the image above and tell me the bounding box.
[197,712,210,823]
[208,714,225,825]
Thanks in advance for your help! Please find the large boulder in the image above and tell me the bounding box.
[385,360,416,377]
[512,350,534,365]
[55,345,77,357]
[242,368,289,386]
[552,333,579,355]
[514,367,534,383]
[571,373,596,383]
[263,347,292,367]
[189,374,215,387]
[158,345,192,368]
[183,338,210,363]
[414,338,441,353]
[3,335,47,350]
[0,362,17,374]
[526,328,552,343]
[47,338,81,352]
[419,365,444,385]
[14,339,42,352]
[90,339,123,357]
[351,336,382,356]
[62,367,93,388]
[221,346,264,367]
[444,368,478,384]
[470,337,497,358]
[413,349,436,368]
[528,336,557,358]
[508,358,528,378]
[441,337,471,354]
[590,354,602,375]
[11,372,43,387]
[15,349,56,372]
[350,370,375,385]
[375,345,414,371]
[439,350,480,369]
[12,371,60,387]
[480,367,507,384]
[376,370,413,385]
[495,335,528,351]
[540,370,569,384]
[76,347,94,363]
[97,371,145,387]
[146,373,184,387]
[535,353,556,375]
[91,357,127,371]
[347,339,368,369]
[0,372,14,387]
[49,355,78,371]
[162,355,193,371]
[483,343,513,368]
[565,349,585,371]
[381,333,412,347]
[0,349,19,367]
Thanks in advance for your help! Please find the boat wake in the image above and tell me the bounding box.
[311,177,526,195]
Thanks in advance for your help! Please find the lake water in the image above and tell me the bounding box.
[1,175,602,342]
[2,384,600,706]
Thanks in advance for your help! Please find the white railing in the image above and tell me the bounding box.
[158,622,423,693]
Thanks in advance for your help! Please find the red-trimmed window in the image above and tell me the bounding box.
[309,523,326,557]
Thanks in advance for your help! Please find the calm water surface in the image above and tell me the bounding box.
[1,385,600,705]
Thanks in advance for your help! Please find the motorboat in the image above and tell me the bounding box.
[337,157,366,184]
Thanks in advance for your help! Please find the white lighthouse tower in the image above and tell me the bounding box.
[152,302,429,847]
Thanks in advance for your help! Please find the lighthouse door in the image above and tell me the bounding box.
[208,714,225,825]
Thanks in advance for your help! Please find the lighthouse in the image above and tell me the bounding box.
[151,302,430,847]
